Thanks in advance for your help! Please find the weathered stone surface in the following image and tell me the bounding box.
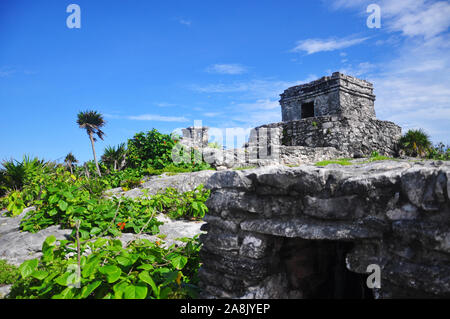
[205,170,253,191]
[0,208,72,266]
[107,170,216,198]
[200,160,450,299]
[239,233,272,259]
[240,217,382,240]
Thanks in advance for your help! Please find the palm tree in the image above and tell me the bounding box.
[64,152,78,175]
[399,129,432,157]
[101,143,127,171]
[76,110,106,177]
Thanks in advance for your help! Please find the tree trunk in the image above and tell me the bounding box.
[89,133,102,177]
[85,163,90,179]
[69,163,73,175]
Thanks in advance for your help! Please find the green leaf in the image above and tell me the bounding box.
[80,280,101,298]
[90,227,102,235]
[48,208,58,216]
[136,264,153,271]
[138,271,159,297]
[43,235,56,248]
[48,194,59,204]
[63,191,74,200]
[169,254,188,270]
[31,270,49,280]
[94,238,108,248]
[116,256,132,267]
[113,281,128,299]
[82,257,100,278]
[52,287,74,299]
[124,284,148,299]
[58,200,68,211]
[99,265,122,283]
[54,272,71,286]
[19,259,38,279]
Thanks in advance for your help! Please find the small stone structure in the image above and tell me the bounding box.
[280,72,376,121]
[248,72,401,165]
[181,126,209,148]
[198,161,450,298]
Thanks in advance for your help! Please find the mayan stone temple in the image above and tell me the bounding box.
[180,72,402,169]
[246,72,402,167]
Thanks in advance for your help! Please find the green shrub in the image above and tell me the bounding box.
[399,129,432,157]
[7,235,201,299]
[0,259,20,285]
[148,185,210,220]
[426,142,450,160]
[127,129,176,170]
[100,167,145,189]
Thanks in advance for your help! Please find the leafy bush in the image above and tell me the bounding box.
[18,175,162,238]
[127,129,176,170]
[399,129,432,157]
[426,142,450,161]
[8,235,201,299]
[100,167,145,189]
[0,259,20,285]
[147,185,210,220]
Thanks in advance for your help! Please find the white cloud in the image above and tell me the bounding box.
[291,36,369,54]
[178,19,191,26]
[155,102,176,107]
[206,64,247,75]
[329,0,450,39]
[327,0,450,144]
[127,114,189,122]
[203,112,222,117]
[191,77,315,99]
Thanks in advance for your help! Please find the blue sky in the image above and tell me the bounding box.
[1,0,449,163]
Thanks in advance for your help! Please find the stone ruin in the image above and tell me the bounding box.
[198,161,450,299]
[249,72,401,166]
[188,73,450,299]
[180,72,402,169]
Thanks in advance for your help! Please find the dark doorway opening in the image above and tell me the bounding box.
[301,102,315,119]
[280,238,373,299]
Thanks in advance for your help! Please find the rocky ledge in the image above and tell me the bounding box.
[198,160,450,298]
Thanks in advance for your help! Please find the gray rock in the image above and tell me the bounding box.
[107,170,216,199]
[199,160,450,299]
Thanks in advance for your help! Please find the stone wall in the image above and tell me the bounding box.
[252,115,401,158]
[198,160,450,298]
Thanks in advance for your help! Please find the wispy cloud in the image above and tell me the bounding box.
[206,64,247,75]
[127,114,189,122]
[291,36,369,54]
[178,18,192,26]
[328,0,450,144]
[203,112,222,117]
[329,0,450,39]
[191,77,314,99]
[155,102,176,107]
[0,67,16,77]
